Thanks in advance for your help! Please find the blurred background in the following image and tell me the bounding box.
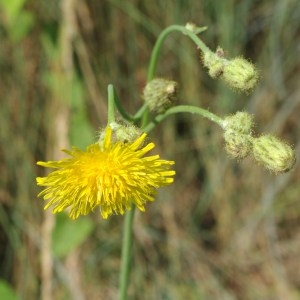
[1,0,300,299]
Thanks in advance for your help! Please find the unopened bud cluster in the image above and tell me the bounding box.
[222,112,296,173]
[143,78,178,113]
[222,111,254,134]
[202,48,225,79]
[202,48,259,93]
[222,112,255,159]
[224,131,252,160]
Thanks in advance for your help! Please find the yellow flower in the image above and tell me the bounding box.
[36,126,175,219]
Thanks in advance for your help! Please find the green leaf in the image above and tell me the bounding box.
[0,280,18,300]
[52,213,94,258]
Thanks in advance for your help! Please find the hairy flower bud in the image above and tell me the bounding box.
[143,78,178,113]
[202,47,259,93]
[202,48,225,79]
[224,131,252,159]
[222,112,255,134]
[98,122,142,147]
[222,57,259,93]
[252,134,296,173]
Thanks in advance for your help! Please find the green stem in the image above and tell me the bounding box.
[118,207,136,300]
[133,103,148,120]
[143,105,224,133]
[108,86,149,123]
[118,25,211,300]
[107,84,115,124]
[112,86,143,122]
[147,25,211,81]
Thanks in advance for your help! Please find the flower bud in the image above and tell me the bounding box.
[222,57,259,93]
[202,48,225,79]
[202,48,259,93]
[143,78,178,113]
[252,134,296,173]
[224,131,252,159]
[98,122,142,147]
[185,22,197,32]
[222,112,255,134]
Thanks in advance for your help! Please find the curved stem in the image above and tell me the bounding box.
[118,25,212,300]
[133,103,148,120]
[147,25,211,81]
[113,86,135,122]
[109,86,148,123]
[143,105,224,133]
[118,207,136,300]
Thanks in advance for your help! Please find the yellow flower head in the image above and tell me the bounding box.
[36,126,175,219]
